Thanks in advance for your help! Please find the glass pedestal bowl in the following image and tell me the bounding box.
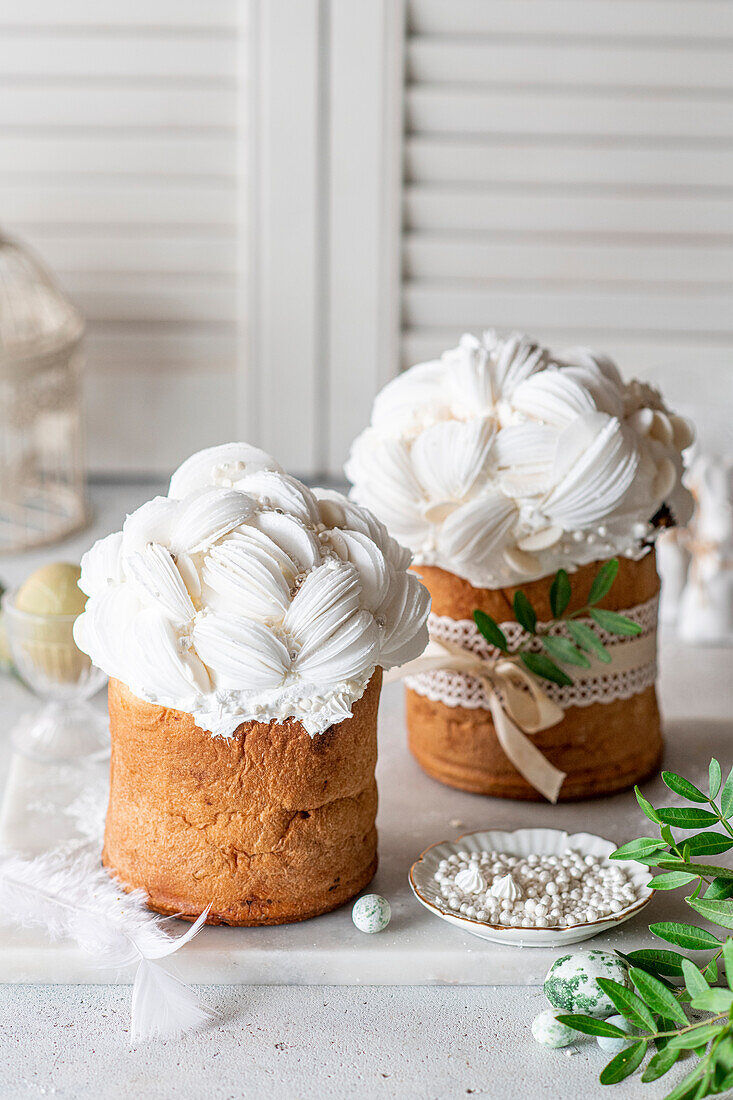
[2,591,108,761]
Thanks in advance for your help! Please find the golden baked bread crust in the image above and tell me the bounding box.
[407,554,662,801]
[103,670,381,925]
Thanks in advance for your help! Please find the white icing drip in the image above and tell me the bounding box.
[346,331,695,587]
[74,444,431,737]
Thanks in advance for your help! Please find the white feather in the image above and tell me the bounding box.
[0,847,211,1041]
[131,957,212,1042]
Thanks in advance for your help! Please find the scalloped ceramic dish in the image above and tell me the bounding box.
[409,827,653,947]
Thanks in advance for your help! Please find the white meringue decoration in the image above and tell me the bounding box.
[542,414,639,529]
[79,531,125,596]
[490,873,522,902]
[438,491,517,575]
[454,864,487,895]
[411,417,494,507]
[125,543,196,624]
[346,330,694,587]
[169,487,255,555]
[192,612,290,690]
[168,441,281,499]
[74,446,430,737]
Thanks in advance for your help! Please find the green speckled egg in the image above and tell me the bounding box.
[352,894,391,933]
[531,1009,576,1048]
[544,950,628,1019]
[598,1014,635,1055]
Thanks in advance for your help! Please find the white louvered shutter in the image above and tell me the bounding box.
[401,0,733,441]
[0,1,241,474]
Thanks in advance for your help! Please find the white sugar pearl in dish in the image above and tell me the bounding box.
[352,894,391,933]
[429,846,643,930]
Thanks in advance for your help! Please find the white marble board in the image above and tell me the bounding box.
[1,647,727,987]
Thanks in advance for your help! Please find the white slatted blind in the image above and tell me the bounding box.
[0,1,240,474]
[402,0,733,425]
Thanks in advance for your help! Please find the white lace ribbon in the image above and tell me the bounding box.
[387,594,658,803]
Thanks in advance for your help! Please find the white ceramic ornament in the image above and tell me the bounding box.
[544,951,629,1018]
[352,894,391,934]
[677,455,733,645]
[531,1009,576,1048]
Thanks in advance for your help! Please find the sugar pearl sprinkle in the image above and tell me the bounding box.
[432,849,641,928]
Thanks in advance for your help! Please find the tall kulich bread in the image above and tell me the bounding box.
[104,670,381,926]
[406,554,661,801]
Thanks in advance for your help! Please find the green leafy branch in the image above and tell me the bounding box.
[472,558,642,687]
[555,760,733,1097]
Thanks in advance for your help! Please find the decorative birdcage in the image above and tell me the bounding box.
[0,234,88,551]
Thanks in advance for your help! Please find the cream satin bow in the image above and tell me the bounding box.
[384,637,567,802]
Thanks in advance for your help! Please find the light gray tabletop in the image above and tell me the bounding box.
[0,482,728,1100]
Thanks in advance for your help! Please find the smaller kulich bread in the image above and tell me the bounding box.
[103,671,381,926]
[407,554,661,802]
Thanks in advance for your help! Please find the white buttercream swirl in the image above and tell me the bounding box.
[74,443,430,737]
[346,331,695,587]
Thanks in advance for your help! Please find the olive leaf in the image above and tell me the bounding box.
[589,608,643,636]
[704,878,733,901]
[721,766,733,818]
[549,569,571,617]
[666,1024,724,1051]
[649,922,721,951]
[662,771,708,804]
[625,948,688,977]
[565,620,611,663]
[539,758,733,1098]
[641,1043,680,1083]
[688,897,733,930]
[685,832,733,857]
[681,958,709,998]
[596,978,657,1032]
[655,807,719,829]
[635,786,662,825]
[629,968,688,1027]
[512,590,537,634]
[611,837,668,861]
[556,1015,628,1038]
[650,871,698,891]
[599,1040,648,1085]
[518,650,572,687]
[541,635,590,668]
[587,557,619,605]
[472,610,508,652]
[689,988,733,1013]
